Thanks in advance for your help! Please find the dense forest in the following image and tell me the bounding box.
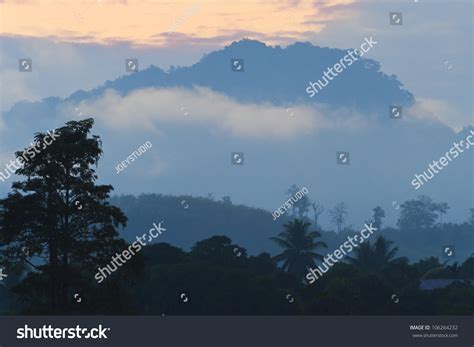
[110,193,474,261]
[0,119,472,315]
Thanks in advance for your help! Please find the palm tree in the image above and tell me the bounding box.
[348,236,406,273]
[270,219,327,280]
[346,241,374,271]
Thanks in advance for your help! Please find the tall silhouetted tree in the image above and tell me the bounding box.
[270,219,327,280]
[397,196,438,231]
[433,202,449,224]
[329,202,348,233]
[311,202,324,229]
[286,184,310,219]
[0,119,127,311]
[372,206,385,230]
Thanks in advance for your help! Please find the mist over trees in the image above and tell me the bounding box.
[0,120,472,315]
[329,202,348,233]
[371,206,385,230]
[109,189,472,261]
[311,203,324,229]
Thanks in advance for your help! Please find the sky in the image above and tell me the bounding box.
[0,0,352,46]
[0,0,472,131]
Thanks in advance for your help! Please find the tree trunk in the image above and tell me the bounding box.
[47,187,59,311]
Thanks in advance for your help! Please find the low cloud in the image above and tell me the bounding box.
[65,87,341,140]
[407,98,468,132]
[0,69,39,112]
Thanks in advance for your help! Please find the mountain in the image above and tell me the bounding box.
[74,39,413,112]
[0,39,471,232]
[3,39,414,124]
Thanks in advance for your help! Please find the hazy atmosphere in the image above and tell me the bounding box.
[0,2,472,343]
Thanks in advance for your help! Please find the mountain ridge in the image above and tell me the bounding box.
[4,39,414,118]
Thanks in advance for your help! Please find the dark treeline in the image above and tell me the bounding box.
[0,119,473,315]
[110,192,474,261]
[2,233,473,315]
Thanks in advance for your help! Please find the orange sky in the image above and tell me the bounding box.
[0,0,355,46]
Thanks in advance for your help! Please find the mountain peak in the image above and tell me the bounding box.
[7,39,414,116]
[226,38,269,49]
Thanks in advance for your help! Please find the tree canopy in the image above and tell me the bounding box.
[0,119,129,312]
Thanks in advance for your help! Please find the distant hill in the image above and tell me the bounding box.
[110,193,288,255]
[111,194,474,262]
